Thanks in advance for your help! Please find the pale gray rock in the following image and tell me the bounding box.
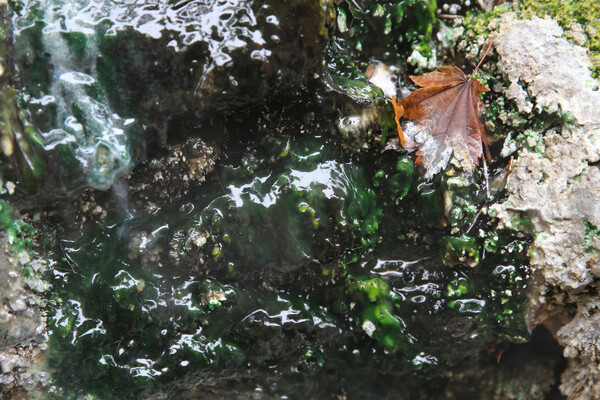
[558,298,600,361]
[492,126,600,292]
[0,238,48,397]
[491,13,600,400]
[558,297,600,400]
[559,357,600,400]
[492,15,600,125]
[0,246,46,347]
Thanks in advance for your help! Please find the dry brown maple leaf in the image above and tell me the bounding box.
[388,54,492,178]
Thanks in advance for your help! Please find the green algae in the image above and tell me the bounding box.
[333,0,437,65]
[364,150,532,347]
[47,222,247,398]
[441,235,480,268]
[47,228,346,398]
[42,126,533,398]
[44,134,382,398]
[343,234,530,365]
[167,134,383,284]
[346,276,407,351]
[373,155,415,202]
[0,199,50,281]
[0,200,35,251]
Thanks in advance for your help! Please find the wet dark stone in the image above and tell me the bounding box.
[3,0,335,194]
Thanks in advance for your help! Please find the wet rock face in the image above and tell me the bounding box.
[125,136,220,211]
[1,1,566,398]
[5,0,334,194]
[167,134,382,284]
[42,130,532,399]
[44,135,382,398]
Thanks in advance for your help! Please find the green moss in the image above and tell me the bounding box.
[0,200,35,251]
[582,218,600,256]
[462,4,512,39]
[516,128,547,154]
[462,0,596,61]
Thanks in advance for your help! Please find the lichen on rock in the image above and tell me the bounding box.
[492,15,600,125]
[492,125,600,292]
[488,10,600,400]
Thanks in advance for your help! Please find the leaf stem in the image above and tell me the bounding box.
[469,40,493,80]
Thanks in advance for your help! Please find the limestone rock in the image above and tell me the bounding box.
[492,125,600,292]
[491,11,600,400]
[558,298,600,400]
[0,239,48,398]
[492,15,600,125]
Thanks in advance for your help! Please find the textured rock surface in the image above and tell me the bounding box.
[492,126,600,292]
[0,235,48,397]
[558,296,600,400]
[493,15,600,125]
[0,235,46,347]
[124,137,219,212]
[491,12,600,400]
